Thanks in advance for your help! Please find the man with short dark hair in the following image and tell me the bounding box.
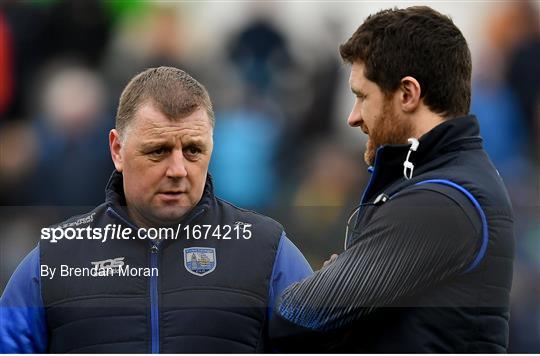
[0,67,312,353]
[270,6,515,352]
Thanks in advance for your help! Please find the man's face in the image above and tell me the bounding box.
[110,102,213,227]
[347,61,414,166]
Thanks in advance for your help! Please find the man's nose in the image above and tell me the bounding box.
[166,150,188,178]
[347,102,362,127]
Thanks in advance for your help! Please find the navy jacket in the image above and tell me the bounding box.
[271,116,515,352]
[1,172,312,353]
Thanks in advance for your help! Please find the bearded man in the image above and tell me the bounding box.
[270,6,515,353]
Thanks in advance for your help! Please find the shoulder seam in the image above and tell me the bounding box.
[403,184,481,233]
[48,204,105,229]
[411,179,489,274]
[215,197,282,227]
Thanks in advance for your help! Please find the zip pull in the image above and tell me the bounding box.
[403,138,420,180]
[373,193,389,205]
[150,244,159,253]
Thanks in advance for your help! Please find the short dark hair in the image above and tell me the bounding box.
[340,6,471,118]
[116,66,214,134]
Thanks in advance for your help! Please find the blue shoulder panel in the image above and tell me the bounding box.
[268,232,313,320]
[0,245,47,353]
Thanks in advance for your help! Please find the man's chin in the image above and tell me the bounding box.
[364,140,376,166]
[150,207,192,226]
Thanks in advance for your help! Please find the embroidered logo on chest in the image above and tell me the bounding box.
[183,247,216,276]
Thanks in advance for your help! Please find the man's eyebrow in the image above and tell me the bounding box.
[139,140,173,150]
[139,137,207,149]
[351,87,363,96]
[182,137,207,147]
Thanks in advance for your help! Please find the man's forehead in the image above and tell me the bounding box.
[349,61,367,87]
[131,104,211,133]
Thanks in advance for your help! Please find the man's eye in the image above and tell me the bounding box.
[150,148,168,156]
[184,146,201,156]
[356,94,366,100]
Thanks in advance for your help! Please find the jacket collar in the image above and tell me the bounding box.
[104,170,215,228]
[365,115,483,200]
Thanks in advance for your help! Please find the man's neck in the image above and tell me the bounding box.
[412,108,446,139]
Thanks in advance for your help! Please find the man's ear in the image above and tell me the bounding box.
[398,76,422,113]
[109,129,123,172]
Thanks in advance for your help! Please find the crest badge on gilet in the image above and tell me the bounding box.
[183,247,217,276]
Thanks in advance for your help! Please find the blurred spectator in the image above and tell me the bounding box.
[211,17,342,214]
[228,18,292,96]
[209,18,293,211]
[275,19,342,185]
[102,4,196,104]
[279,141,365,265]
[471,2,532,189]
[470,78,531,190]
[211,104,282,210]
[41,0,111,66]
[1,0,112,121]
[505,1,540,163]
[0,121,38,204]
[24,63,113,206]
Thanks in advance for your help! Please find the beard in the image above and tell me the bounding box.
[364,100,415,166]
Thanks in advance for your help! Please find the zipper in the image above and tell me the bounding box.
[146,208,204,353]
[149,242,160,354]
[346,147,383,249]
[360,147,383,206]
[107,205,207,353]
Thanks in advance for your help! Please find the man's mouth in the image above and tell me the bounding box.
[157,191,185,200]
[360,124,369,135]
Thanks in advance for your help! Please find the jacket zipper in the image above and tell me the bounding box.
[107,205,207,353]
[346,147,383,249]
[150,242,159,354]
